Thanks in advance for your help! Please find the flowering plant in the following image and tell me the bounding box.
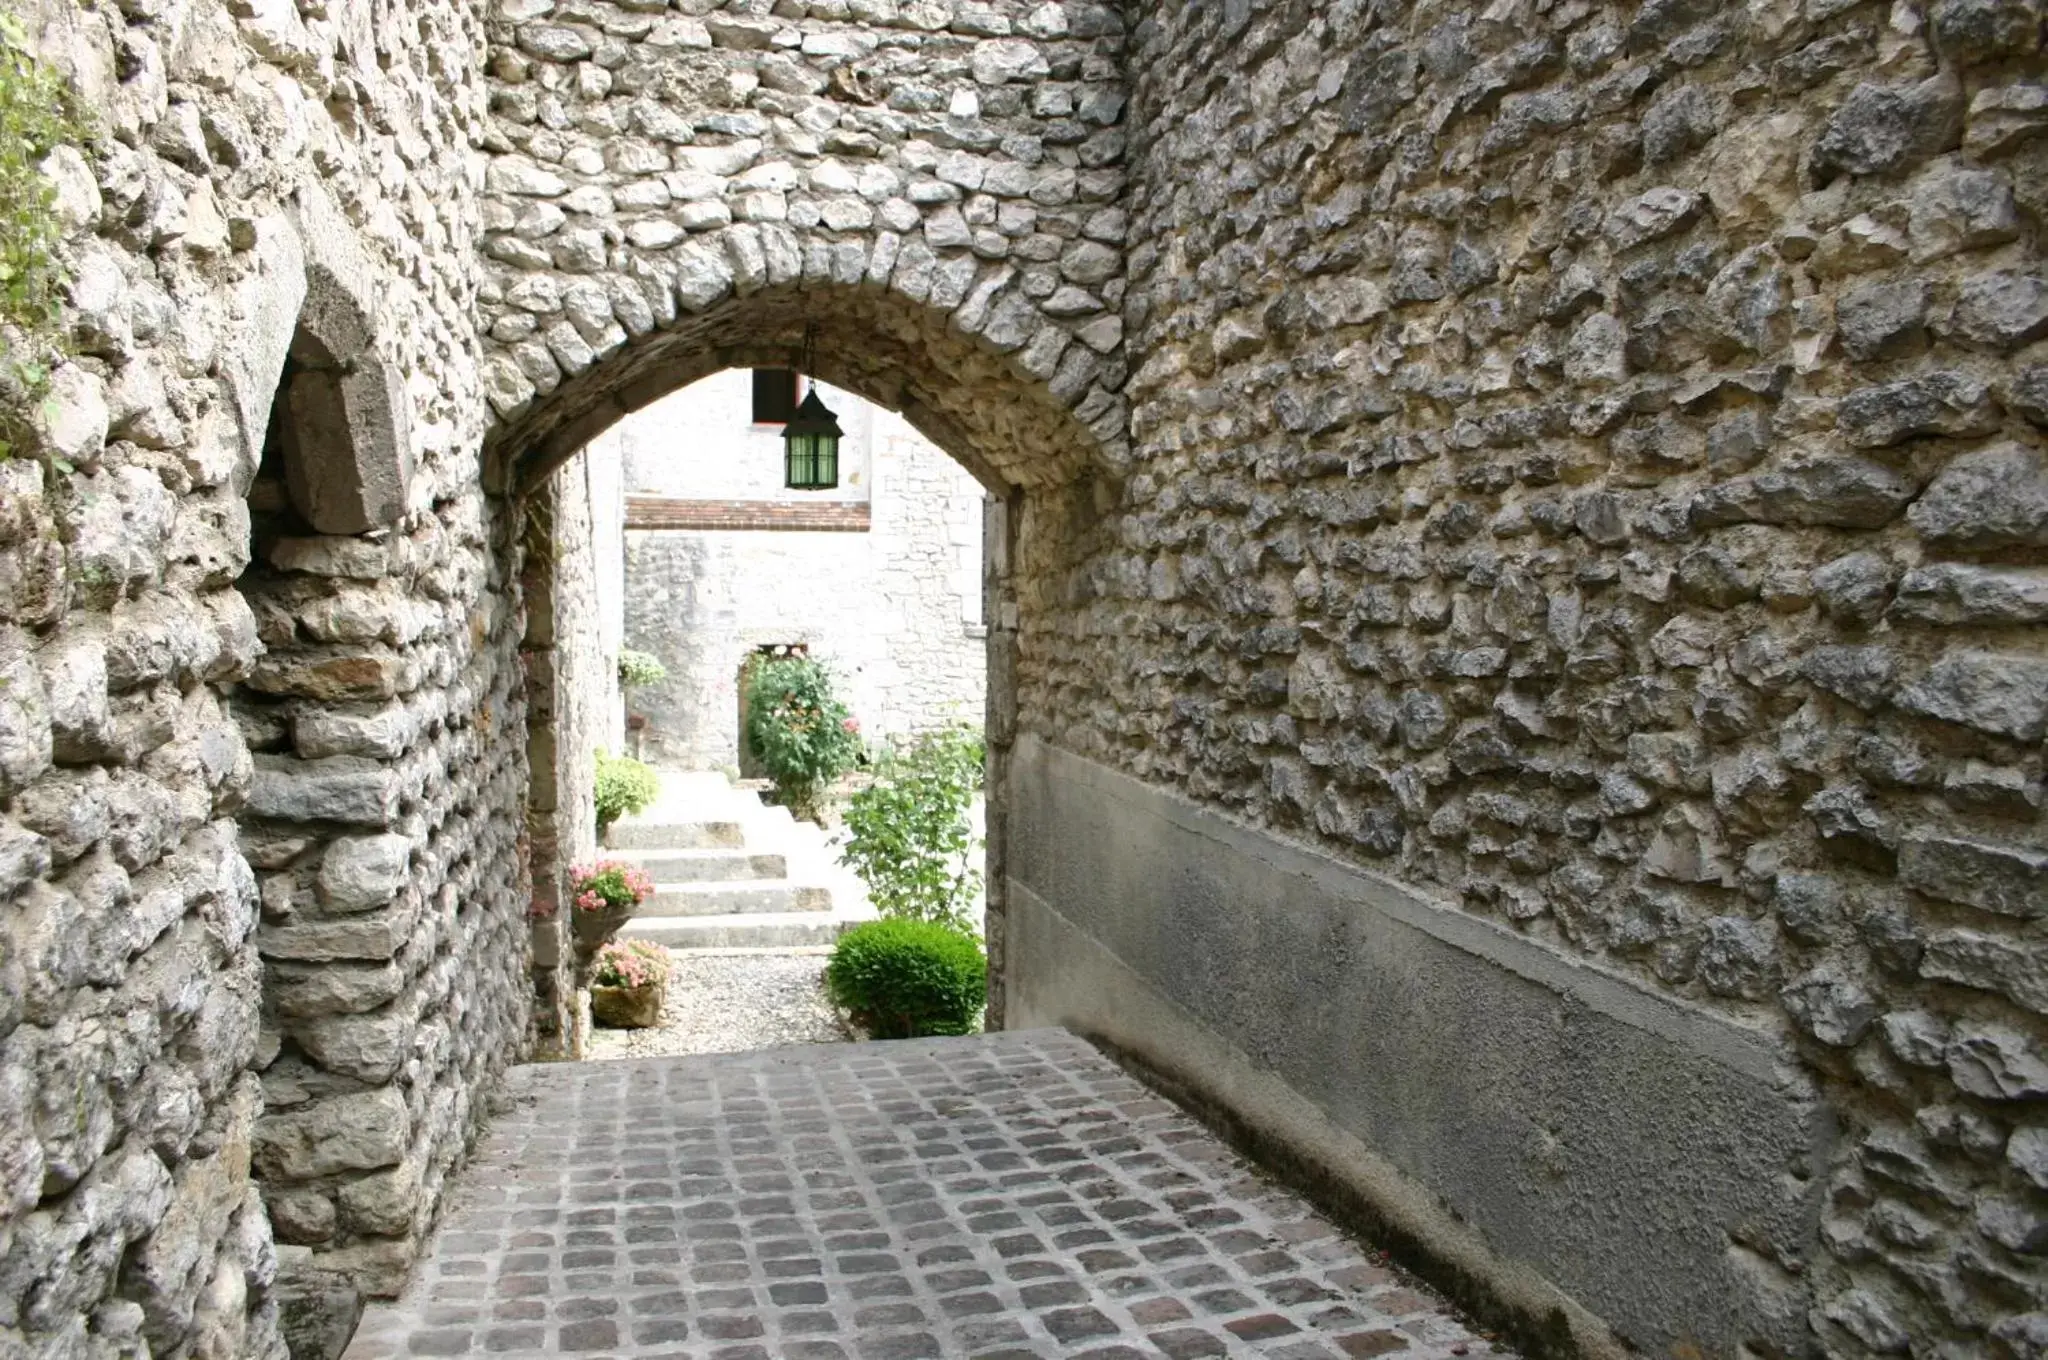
[593,939,670,990]
[571,860,655,912]
[743,655,864,822]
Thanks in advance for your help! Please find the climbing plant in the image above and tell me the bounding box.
[742,654,863,823]
[0,10,89,458]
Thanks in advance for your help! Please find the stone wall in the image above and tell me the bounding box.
[476,0,1132,497]
[6,0,2039,1354]
[1009,0,2045,1354]
[609,377,986,769]
[521,447,625,1058]
[0,0,528,1350]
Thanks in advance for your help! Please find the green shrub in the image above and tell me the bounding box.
[826,919,986,1039]
[0,14,92,457]
[840,725,984,929]
[618,648,667,688]
[594,750,658,831]
[743,654,863,822]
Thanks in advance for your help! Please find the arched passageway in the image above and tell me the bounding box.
[474,0,1138,1046]
[497,275,1122,1053]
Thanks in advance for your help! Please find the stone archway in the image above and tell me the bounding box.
[475,0,1133,1038]
[494,272,1120,1042]
[475,0,1131,481]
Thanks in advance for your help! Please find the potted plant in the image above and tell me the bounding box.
[569,859,655,969]
[594,749,659,838]
[590,939,671,1028]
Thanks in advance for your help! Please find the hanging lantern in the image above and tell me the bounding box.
[782,386,843,490]
[783,325,843,490]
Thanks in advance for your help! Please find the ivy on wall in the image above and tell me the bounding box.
[0,9,89,457]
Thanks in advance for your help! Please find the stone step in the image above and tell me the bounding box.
[639,882,833,917]
[604,819,746,850]
[614,848,789,882]
[619,912,854,950]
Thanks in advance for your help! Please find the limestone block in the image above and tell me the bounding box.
[0,626,53,798]
[37,625,109,764]
[265,537,394,580]
[267,961,407,1017]
[1811,76,1965,181]
[1947,1023,2048,1100]
[247,756,400,827]
[316,835,413,912]
[290,1009,413,1083]
[123,1077,259,1349]
[253,1089,409,1182]
[32,365,110,469]
[258,901,415,962]
[248,650,405,703]
[1945,270,2048,352]
[1899,832,2048,918]
[61,466,177,606]
[1891,563,2048,626]
[1897,650,2048,741]
[1920,929,2047,1013]
[336,1160,421,1237]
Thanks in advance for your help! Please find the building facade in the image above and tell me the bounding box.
[594,370,988,769]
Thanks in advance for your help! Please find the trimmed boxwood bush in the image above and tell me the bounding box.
[826,919,986,1039]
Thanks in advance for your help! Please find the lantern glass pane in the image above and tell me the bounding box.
[781,381,843,489]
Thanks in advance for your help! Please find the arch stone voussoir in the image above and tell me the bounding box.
[477,0,1130,490]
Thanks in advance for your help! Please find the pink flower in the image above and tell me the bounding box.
[842,717,861,733]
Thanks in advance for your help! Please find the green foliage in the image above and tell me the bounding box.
[825,919,986,1039]
[0,12,88,458]
[618,648,667,688]
[593,750,658,830]
[743,655,863,822]
[840,725,985,929]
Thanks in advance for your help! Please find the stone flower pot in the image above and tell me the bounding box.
[570,901,636,971]
[591,981,664,1029]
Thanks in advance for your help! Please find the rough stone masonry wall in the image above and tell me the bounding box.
[1032,0,2042,1353]
[0,0,522,1353]
[475,0,1131,499]
[521,448,623,1056]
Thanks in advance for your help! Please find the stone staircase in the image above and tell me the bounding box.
[605,771,873,948]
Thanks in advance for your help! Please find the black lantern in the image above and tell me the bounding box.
[782,326,843,490]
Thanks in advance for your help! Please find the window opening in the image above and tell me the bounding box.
[751,368,800,424]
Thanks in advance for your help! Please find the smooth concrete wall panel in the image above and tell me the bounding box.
[1006,736,1833,1358]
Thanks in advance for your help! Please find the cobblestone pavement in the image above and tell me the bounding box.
[345,1031,1512,1359]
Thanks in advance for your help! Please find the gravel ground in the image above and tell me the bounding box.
[586,948,847,1060]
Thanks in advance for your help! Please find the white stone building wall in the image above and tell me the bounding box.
[613,369,877,505]
[602,372,987,770]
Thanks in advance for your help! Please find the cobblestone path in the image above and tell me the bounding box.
[345,1031,1511,1359]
